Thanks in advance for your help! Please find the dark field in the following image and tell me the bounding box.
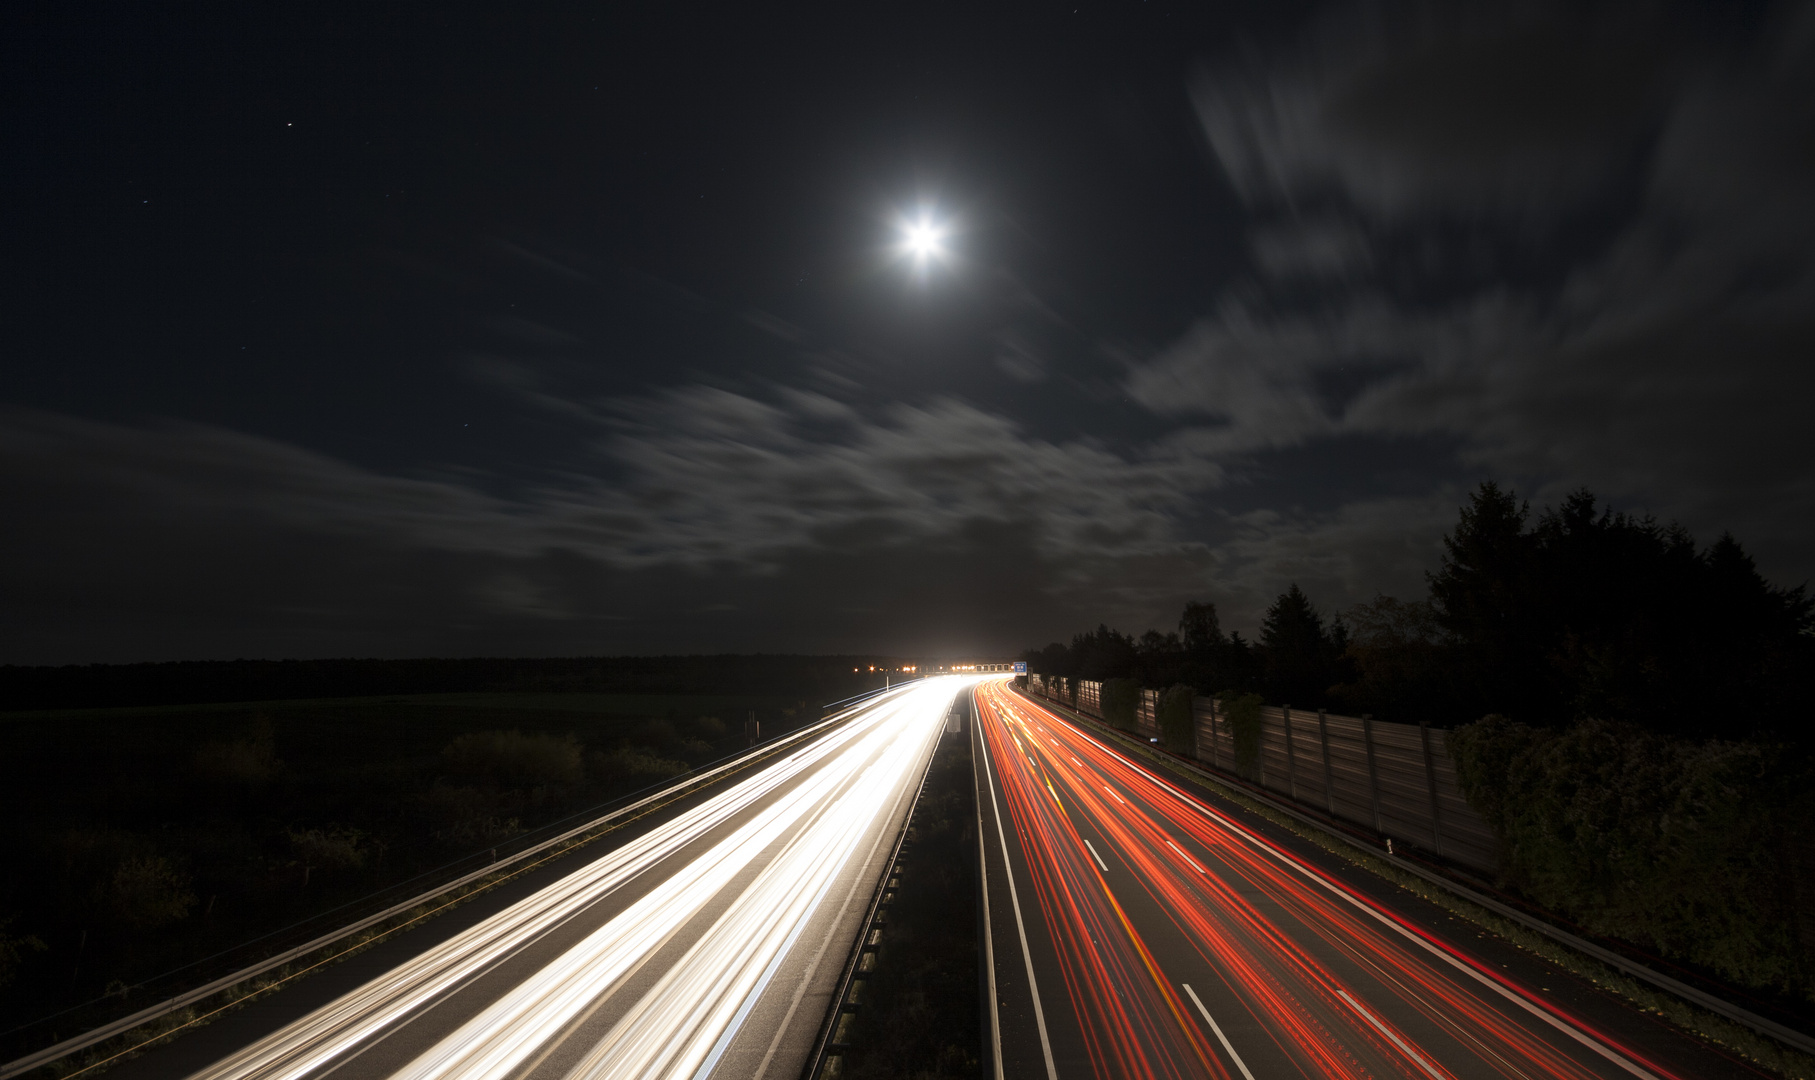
[0,690,822,1043]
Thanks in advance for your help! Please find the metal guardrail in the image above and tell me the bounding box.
[820,677,923,714]
[1009,683,1815,1060]
[0,698,887,1080]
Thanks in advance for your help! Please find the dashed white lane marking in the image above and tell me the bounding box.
[1338,989,1448,1080]
[1166,839,1206,875]
[1183,983,1257,1080]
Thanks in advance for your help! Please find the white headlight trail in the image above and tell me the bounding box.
[562,698,938,1080]
[182,681,955,1080]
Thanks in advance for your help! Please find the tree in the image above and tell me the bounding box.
[1216,691,1265,780]
[1259,585,1345,707]
[1330,595,1459,725]
[1100,678,1142,731]
[1428,482,1815,735]
[1069,625,1138,682]
[1134,629,1184,687]
[1178,601,1229,692]
[1157,685,1196,755]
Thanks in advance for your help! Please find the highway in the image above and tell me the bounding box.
[971,679,1767,1080]
[108,679,962,1080]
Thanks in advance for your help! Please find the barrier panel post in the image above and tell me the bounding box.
[1317,709,1335,816]
[1420,722,1445,856]
[1362,713,1383,834]
[1282,706,1299,801]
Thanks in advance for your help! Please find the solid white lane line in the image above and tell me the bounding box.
[1082,839,1108,873]
[1337,990,1448,1080]
[982,716,1061,1080]
[973,700,1006,1080]
[1165,840,1206,875]
[1182,984,1257,1080]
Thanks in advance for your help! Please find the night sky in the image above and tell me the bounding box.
[5,2,1812,664]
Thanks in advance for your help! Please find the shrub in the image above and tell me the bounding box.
[441,729,583,788]
[104,855,195,928]
[0,919,46,992]
[1216,691,1265,780]
[1100,678,1141,731]
[1450,715,1815,998]
[419,783,520,848]
[287,826,369,872]
[1158,685,1196,755]
[587,746,690,787]
[193,717,280,786]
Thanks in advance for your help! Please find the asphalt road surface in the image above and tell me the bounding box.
[106,678,966,1080]
[971,678,1770,1080]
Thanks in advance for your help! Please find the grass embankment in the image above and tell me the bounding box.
[0,691,818,1060]
[838,728,980,1080]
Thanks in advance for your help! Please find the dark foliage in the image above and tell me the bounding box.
[1099,678,1141,732]
[1450,715,1815,1001]
[1258,585,1351,709]
[1420,484,1814,735]
[0,691,820,1048]
[1216,691,1265,781]
[1157,685,1196,755]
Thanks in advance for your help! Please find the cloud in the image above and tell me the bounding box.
[1128,1,1815,587]
[1250,218,1374,281]
[1194,6,1674,220]
[0,392,1238,662]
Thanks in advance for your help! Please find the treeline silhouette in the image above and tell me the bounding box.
[0,655,904,713]
[1024,482,1814,739]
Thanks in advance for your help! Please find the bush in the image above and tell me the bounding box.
[287,826,369,872]
[418,783,520,848]
[193,717,280,786]
[0,918,46,991]
[1158,685,1196,755]
[1216,691,1265,780]
[1100,678,1141,731]
[1450,715,1815,999]
[441,730,583,788]
[103,855,195,928]
[587,746,690,787]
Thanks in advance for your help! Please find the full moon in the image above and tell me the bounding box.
[903,219,943,261]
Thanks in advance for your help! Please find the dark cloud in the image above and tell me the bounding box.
[1132,0,1815,592]
[0,393,1234,662]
